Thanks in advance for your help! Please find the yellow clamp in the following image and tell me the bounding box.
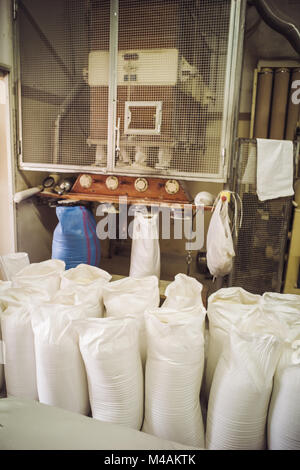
[220,191,231,203]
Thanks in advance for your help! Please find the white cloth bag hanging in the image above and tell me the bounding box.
[206,328,282,450]
[75,317,143,430]
[12,259,65,297]
[129,212,160,279]
[206,198,235,278]
[31,303,92,415]
[103,276,160,364]
[143,308,206,448]
[60,264,111,316]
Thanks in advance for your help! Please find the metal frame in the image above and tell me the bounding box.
[124,101,162,135]
[17,0,246,183]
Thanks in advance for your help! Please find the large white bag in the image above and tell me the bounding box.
[205,287,261,396]
[163,273,205,311]
[0,281,12,391]
[60,264,111,316]
[143,308,206,448]
[206,199,235,278]
[0,252,30,281]
[267,328,300,450]
[12,259,65,297]
[263,292,300,328]
[75,317,143,430]
[103,276,160,364]
[51,288,102,318]
[129,212,160,279]
[1,304,38,400]
[31,303,91,415]
[0,286,50,397]
[206,328,281,450]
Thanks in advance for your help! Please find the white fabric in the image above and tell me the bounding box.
[129,212,160,279]
[0,252,30,281]
[205,287,261,396]
[163,273,205,312]
[0,285,50,396]
[31,303,91,415]
[75,317,143,430]
[143,308,205,448]
[51,288,102,318]
[60,264,111,316]
[0,281,12,391]
[1,305,38,400]
[206,199,235,278]
[256,139,294,202]
[0,397,202,450]
[12,259,65,297]
[241,142,256,185]
[268,333,300,450]
[206,329,281,450]
[103,276,160,364]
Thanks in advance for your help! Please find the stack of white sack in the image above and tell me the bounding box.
[30,301,97,415]
[205,287,261,398]
[143,308,206,448]
[0,259,65,398]
[263,293,300,450]
[75,317,143,430]
[60,264,112,317]
[206,325,282,450]
[12,259,65,297]
[0,286,51,399]
[103,276,160,365]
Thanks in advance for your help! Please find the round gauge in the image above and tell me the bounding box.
[106,175,119,191]
[165,179,180,195]
[79,174,93,189]
[134,177,148,193]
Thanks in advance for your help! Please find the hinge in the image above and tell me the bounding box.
[221,147,226,167]
[17,139,22,156]
[13,0,18,20]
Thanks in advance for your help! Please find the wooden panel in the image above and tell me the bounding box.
[71,173,191,203]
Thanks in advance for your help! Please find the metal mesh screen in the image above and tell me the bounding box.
[229,139,293,294]
[18,0,235,179]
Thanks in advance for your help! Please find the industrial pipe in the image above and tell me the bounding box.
[251,0,300,56]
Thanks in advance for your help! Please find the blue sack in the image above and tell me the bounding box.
[52,206,101,270]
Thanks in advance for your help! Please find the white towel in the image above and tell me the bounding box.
[256,139,294,202]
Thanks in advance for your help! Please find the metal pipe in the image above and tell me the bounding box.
[251,0,300,55]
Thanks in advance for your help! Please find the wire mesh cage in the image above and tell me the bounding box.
[17,0,244,181]
[229,138,294,294]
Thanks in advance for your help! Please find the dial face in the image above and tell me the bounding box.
[106,175,119,191]
[134,177,148,192]
[165,179,180,195]
[79,174,93,189]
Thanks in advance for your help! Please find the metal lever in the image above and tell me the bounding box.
[115,117,121,156]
